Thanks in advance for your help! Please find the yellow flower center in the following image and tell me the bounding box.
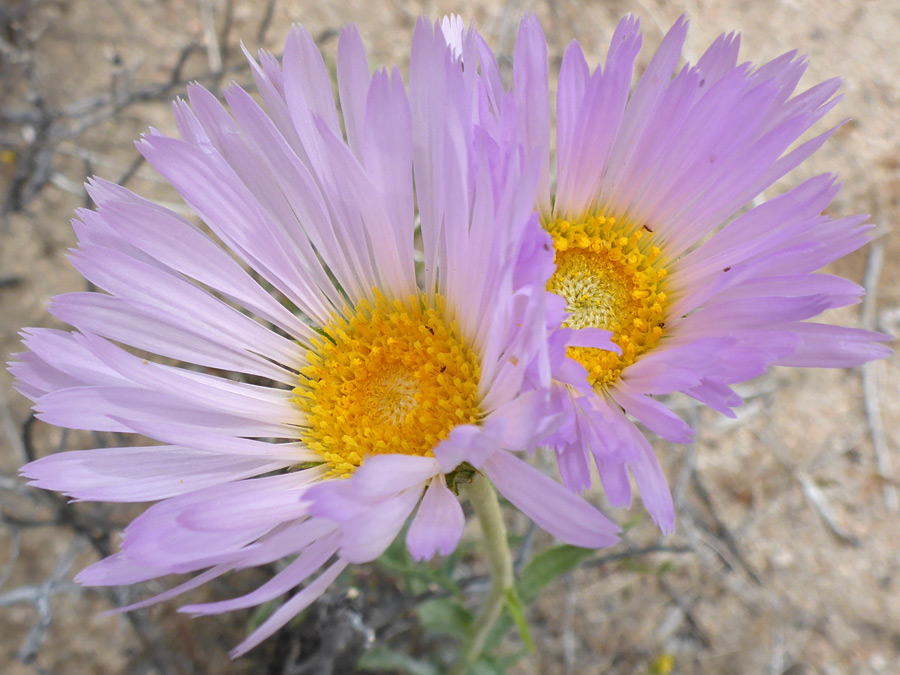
[546,214,669,388]
[295,291,482,477]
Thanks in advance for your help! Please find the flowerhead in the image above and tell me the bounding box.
[461,14,892,532]
[10,20,620,656]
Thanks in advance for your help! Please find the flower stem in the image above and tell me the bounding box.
[450,471,514,674]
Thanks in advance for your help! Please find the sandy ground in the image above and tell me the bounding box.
[1,0,898,673]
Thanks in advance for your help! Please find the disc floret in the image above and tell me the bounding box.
[546,214,669,387]
[296,291,482,477]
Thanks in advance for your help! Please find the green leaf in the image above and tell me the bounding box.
[503,587,535,652]
[493,651,528,671]
[471,652,528,675]
[469,659,504,675]
[482,544,596,652]
[415,597,473,640]
[517,544,596,604]
[357,646,440,675]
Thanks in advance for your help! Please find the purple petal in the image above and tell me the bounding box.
[626,426,675,534]
[433,424,499,472]
[180,535,338,616]
[34,386,296,439]
[596,458,632,509]
[20,445,289,502]
[230,559,349,658]
[482,388,548,450]
[482,451,620,549]
[351,455,441,497]
[513,13,551,213]
[566,327,620,352]
[76,553,166,586]
[609,384,695,444]
[337,486,422,563]
[337,24,371,157]
[776,323,893,368]
[406,477,465,560]
[108,565,229,614]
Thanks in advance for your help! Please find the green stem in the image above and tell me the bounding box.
[450,472,514,675]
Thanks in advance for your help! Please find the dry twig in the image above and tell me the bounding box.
[794,470,862,547]
[860,235,898,511]
[688,472,763,585]
[763,431,863,547]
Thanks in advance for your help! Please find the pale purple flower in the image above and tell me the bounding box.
[458,14,892,532]
[10,21,619,656]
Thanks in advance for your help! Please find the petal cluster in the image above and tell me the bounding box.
[466,14,891,532]
[10,20,619,655]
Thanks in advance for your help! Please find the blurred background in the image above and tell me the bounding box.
[1,0,898,673]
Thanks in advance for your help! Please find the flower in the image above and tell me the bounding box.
[462,14,892,532]
[10,21,620,656]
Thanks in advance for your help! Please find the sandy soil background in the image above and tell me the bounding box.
[1,0,898,673]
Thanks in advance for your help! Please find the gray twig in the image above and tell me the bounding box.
[13,539,83,663]
[0,382,27,462]
[688,472,763,585]
[658,578,712,649]
[764,431,863,547]
[794,469,861,547]
[860,236,897,511]
[198,0,223,73]
[583,544,694,569]
[256,0,278,48]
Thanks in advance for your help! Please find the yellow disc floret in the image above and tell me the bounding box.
[546,213,669,388]
[295,291,482,477]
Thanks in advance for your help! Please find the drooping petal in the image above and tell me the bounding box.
[406,476,466,560]
[334,486,423,564]
[230,559,350,659]
[482,451,620,548]
[179,534,339,616]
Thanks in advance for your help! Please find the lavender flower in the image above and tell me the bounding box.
[10,21,619,656]
[461,14,891,532]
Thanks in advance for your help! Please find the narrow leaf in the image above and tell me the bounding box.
[415,597,473,640]
[357,646,440,675]
[503,587,535,652]
[517,544,596,604]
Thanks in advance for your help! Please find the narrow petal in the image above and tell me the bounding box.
[230,559,349,658]
[337,486,423,563]
[406,477,465,560]
[482,451,620,549]
[609,384,695,444]
[337,24,371,157]
[627,426,675,533]
[596,458,632,509]
[775,323,893,367]
[76,553,166,587]
[513,13,551,213]
[108,566,229,614]
[180,535,338,616]
[351,455,441,497]
[20,446,289,502]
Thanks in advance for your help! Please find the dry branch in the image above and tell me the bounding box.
[860,235,898,511]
